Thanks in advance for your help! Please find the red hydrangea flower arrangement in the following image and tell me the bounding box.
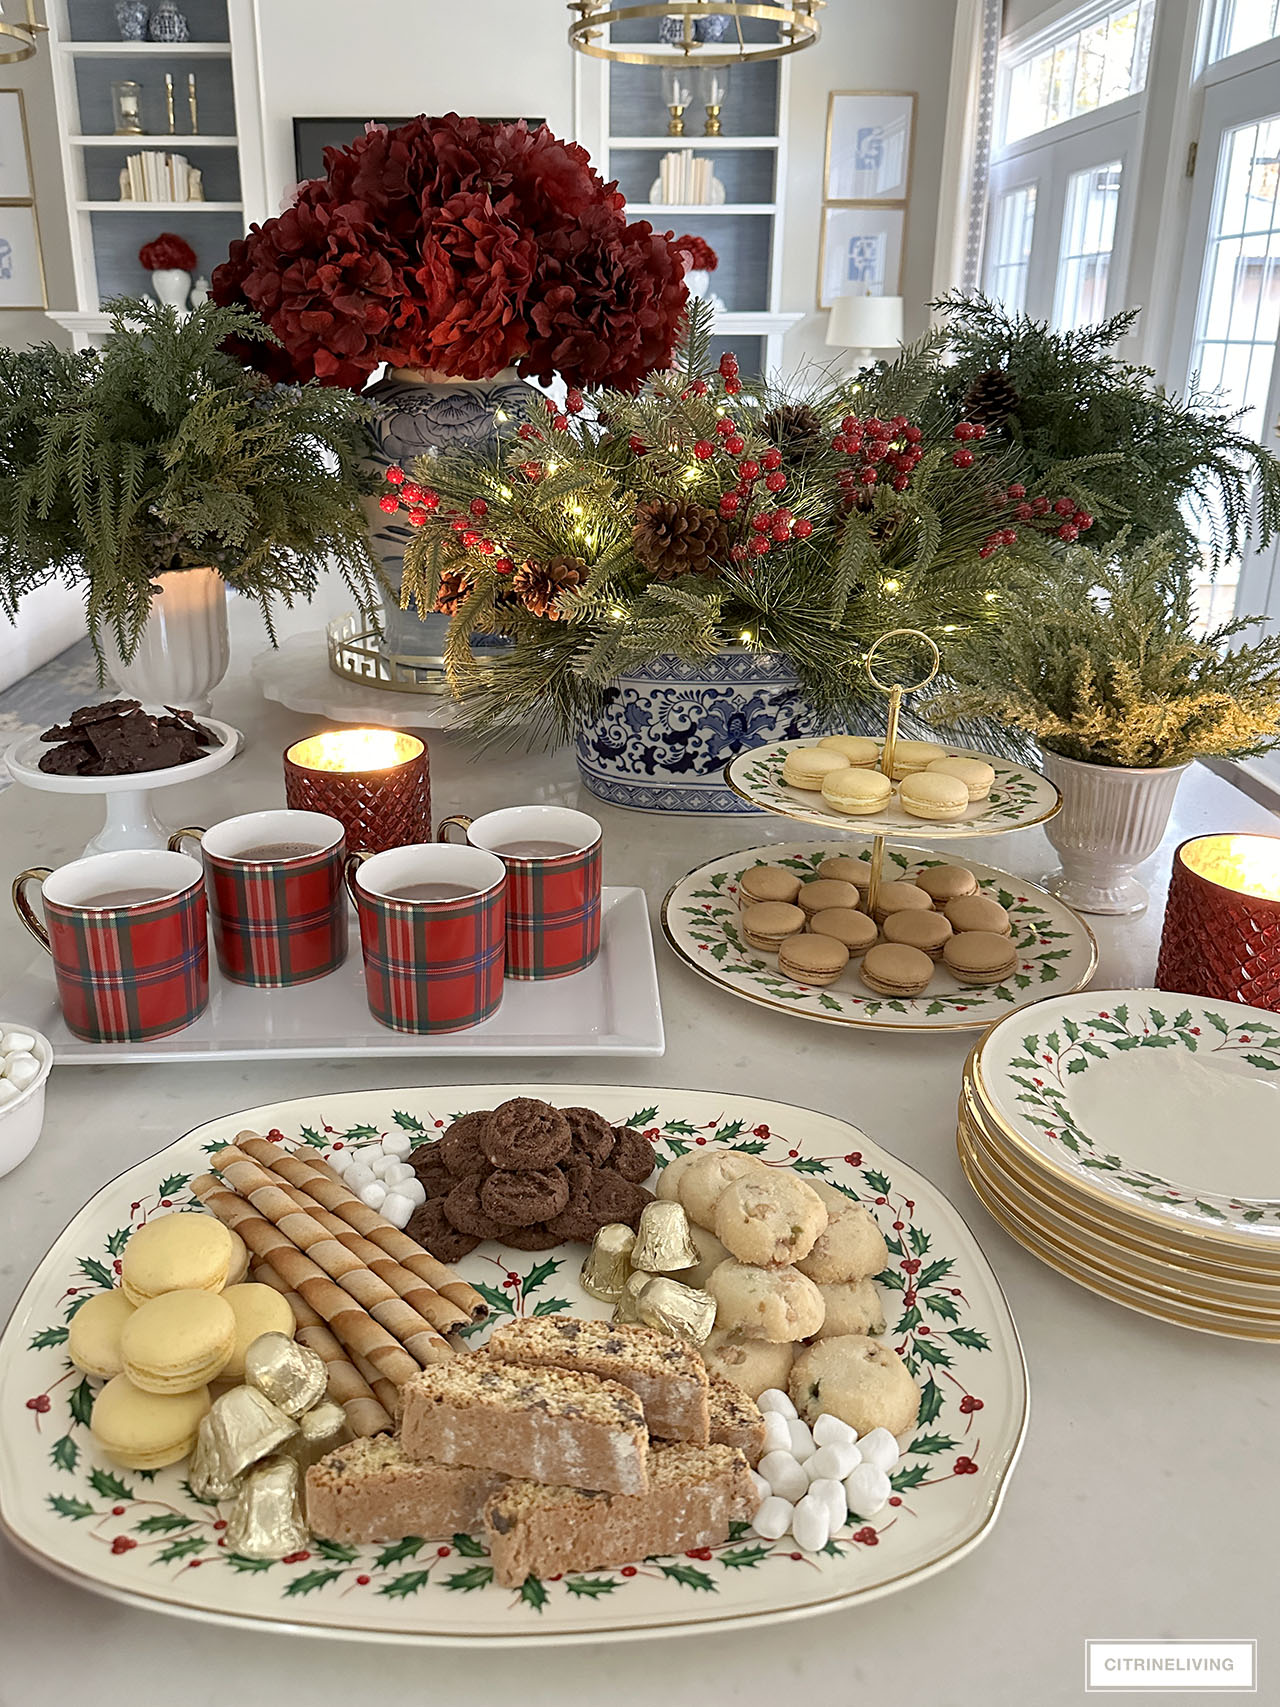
[211,114,691,392]
[139,233,197,272]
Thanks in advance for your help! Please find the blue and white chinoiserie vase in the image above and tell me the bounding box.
[576,650,834,814]
[362,366,533,665]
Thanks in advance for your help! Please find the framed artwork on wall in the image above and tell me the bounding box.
[818,204,905,310]
[0,90,44,311]
[824,91,916,204]
[0,89,34,199]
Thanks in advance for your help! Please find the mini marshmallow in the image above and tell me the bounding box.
[786,1418,815,1460]
[383,1162,415,1185]
[325,1149,351,1175]
[2,1052,40,1090]
[381,1131,414,1160]
[843,1462,892,1518]
[791,1491,832,1553]
[358,1180,388,1210]
[371,1155,396,1179]
[757,1389,797,1419]
[344,1163,374,1190]
[857,1427,901,1474]
[812,1414,858,1448]
[758,1450,809,1504]
[761,1411,793,1455]
[752,1496,794,1540]
[749,1469,771,1504]
[381,1190,415,1229]
[808,1476,848,1531]
[401,1177,427,1207]
[807,1442,861,1482]
[0,1080,19,1108]
[0,1031,36,1055]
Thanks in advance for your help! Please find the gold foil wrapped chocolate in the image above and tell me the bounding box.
[282,1400,351,1473]
[635,1276,716,1345]
[189,1385,297,1498]
[631,1200,699,1273]
[612,1269,656,1324]
[225,1454,310,1560]
[580,1223,636,1303]
[244,1332,328,1417]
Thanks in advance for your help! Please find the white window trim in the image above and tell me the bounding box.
[994,0,1156,158]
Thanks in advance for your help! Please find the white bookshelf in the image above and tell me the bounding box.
[43,0,268,349]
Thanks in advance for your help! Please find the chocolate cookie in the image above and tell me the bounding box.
[439,1113,494,1178]
[608,1127,656,1185]
[405,1200,482,1264]
[480,1167,570,1228]
[502,1222,563,1252]
[483,1098,572,1170]
[409,1144,454,1199]
[563,1106,616,1166]
[443,1178,512,1240]
[589,1170,654,1228]
[540,1156,602,1243]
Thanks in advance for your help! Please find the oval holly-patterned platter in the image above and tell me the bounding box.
[0,1086,1027,1645]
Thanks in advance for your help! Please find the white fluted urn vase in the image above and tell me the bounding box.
[102,566,230,713]
[1040,749,1190,916]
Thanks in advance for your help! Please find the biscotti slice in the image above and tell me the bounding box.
[706,1373,767,1466]
[400,1357,648,1495]
[305,1435,503,1545]
[487,1316,710,1445]
[483,1442,755,1587]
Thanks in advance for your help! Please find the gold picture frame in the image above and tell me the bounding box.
[0,88,46,310]
[823,89,917,205]
[817,203,906,310]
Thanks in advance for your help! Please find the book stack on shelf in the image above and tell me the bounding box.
[653,151,725,206]
[119,151,204,202]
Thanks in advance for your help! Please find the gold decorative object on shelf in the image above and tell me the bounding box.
[662,66,691,135]
[165,73,176,135]
[187,72,199,134]
[567,1,822,66]
[699,65,731,134]
[0,0,44,64]
[111,80,145,137]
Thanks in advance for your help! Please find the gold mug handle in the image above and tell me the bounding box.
[435,814,474,845]
[167,827,206,856]
[12,868,53,953]
[344,849,372,909]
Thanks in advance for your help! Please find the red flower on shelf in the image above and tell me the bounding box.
[211,114,689,392]
[138,233,197,273]
[672,233,719,273]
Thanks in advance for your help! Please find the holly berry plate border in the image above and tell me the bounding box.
[723,740,1061,839]
[973,992,1280,1248]
[0,1085,1027,1646]
[662,842,1097,1032]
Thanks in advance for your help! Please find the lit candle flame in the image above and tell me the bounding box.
[287,729,424,774]
[1182,834,1280,902]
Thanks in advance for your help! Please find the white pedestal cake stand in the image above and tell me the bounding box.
[4,717,242,857]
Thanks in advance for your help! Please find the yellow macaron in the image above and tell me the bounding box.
[90,1375,211,1470]
[820,767,893,816]
[782,747,851,792]
[818,735,880,767]
[67,1289,136,1379]
[899,771,970,822]
[887,739,948,780]
[121,1289,236,1395]
[927,754,996,801]
[220,1283,297,1382]
[120,1212,235,1306]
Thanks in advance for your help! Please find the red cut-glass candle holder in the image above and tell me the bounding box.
[1156,833,1280,1011]
[283,729,430,854]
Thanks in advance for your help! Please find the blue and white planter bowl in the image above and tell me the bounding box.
[575,650,835,814]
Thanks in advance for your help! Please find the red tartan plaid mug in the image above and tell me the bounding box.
[12,848,209,1043]
[346,842,506,1033]
[436,805,602,981]
[169,809,347,988]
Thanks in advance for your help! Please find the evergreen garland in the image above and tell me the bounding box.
[0,298,381,662]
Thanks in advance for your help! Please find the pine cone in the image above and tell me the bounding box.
[433,570,473,615]
[632,497,727,580]
[961,366,1020,432]
[761,402,824,459]
[512,555,585,618]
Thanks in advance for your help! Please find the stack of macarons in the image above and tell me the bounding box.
[779,736,997,822]
[735,857,1020,997]
[76,1212,298,1470]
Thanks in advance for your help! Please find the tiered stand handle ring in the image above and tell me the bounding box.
[862,628,941,914]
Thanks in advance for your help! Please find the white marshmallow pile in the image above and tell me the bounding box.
[0,1031,42,1111]
[323,1128,424,1228]
[749,1389,900,1552]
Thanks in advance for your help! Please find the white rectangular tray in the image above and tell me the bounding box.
[3,886,664,1062]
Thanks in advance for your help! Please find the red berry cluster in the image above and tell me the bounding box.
[712,431,814,556]
[831,413,926,498]
[976,480,1095,558]
[718,349,742,396]
[950,418,987,469]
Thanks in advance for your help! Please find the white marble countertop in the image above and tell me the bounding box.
[3,614,1279,1704]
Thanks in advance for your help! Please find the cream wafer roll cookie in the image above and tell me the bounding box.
[240,1154,469,1336]
[348,1345,404,1422]
[191,1177,422,1389]
[250,1261,393,1438]
[210,1147,452,1368]
[238,1137,487,1321]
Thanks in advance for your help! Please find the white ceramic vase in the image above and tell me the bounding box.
[102,566,230,713]
[150,267,192,309]
[1040,749,1191,916]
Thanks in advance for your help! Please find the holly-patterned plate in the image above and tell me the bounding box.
[661,842,1097,1032]
[973,992,1280,1250]
[0,1085,1027,1646]
[724,740,1061,839]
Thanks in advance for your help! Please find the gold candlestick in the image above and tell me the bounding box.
[187,72,199,134]
[165,73,176,134]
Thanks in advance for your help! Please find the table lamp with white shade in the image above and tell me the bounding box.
[826,294,905,366]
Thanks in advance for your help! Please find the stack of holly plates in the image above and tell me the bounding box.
[957,990,1280,1340]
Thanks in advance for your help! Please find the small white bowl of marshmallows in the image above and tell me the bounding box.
[0,1021,53,1179]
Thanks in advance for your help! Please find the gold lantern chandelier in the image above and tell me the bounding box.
[567,1,823,67]
[0,1,45,64]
